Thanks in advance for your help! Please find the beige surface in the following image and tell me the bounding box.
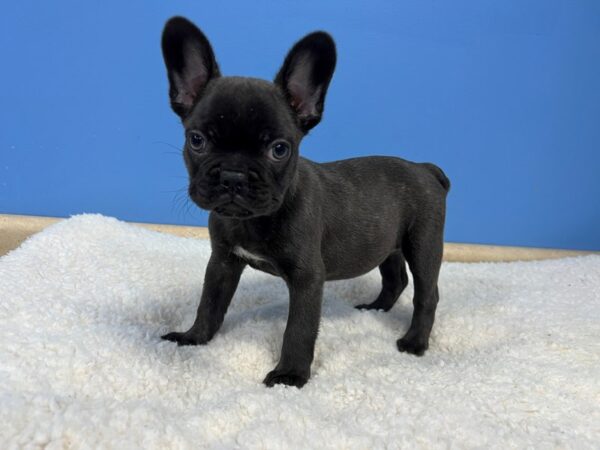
[0,214,209,257]
[0,213,593,261]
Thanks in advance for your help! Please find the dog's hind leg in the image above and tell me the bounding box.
[356,250,408,312]
[396,223,443,356]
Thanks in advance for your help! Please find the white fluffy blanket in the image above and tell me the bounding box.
[1,215,598,448]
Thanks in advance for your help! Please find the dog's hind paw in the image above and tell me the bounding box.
[263,369,309,388]
[355,300,393,312]
[161,331,208,346]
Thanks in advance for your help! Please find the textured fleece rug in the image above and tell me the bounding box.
[1,214,599,449]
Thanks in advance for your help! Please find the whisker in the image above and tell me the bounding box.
[153,141,183,151]
[169,188,202,221]
[159,186,188,194]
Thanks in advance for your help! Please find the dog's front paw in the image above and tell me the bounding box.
[161,331,208,346]
[396,335,428,356]
[263,369,309,388]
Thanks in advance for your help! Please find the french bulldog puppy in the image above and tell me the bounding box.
[160,17,450,388]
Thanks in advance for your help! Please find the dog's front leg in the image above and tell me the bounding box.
[162,251,245,345]
[264,269,325,388]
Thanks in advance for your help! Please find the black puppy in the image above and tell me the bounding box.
[160,17,450,388]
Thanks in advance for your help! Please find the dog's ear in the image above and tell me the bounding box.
[275,32,336,133]
[161,17,220,119]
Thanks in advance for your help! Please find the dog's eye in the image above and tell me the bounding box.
[188,131,206,152]
[268,141,291,161]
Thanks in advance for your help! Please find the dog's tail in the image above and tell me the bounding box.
[423,163,451,192]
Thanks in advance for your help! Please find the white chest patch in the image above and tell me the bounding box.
[233,246,267,264]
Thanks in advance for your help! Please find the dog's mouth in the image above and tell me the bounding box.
[213,202,254,218]
[188,174,282,219]
[210,193,263,219]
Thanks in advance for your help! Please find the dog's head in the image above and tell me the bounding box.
[161,17,336,219]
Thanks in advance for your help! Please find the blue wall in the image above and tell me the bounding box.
[1,1,599,250]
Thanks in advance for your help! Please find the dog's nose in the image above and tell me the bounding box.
[220,170,248,194]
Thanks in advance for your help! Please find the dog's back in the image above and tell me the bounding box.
[296,156,449,280]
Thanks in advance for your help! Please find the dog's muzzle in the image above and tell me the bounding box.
[219,170,248,195]
[189,164,278,219]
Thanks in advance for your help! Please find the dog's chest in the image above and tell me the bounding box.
[233,246,267,264]
[233,245,280,276]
